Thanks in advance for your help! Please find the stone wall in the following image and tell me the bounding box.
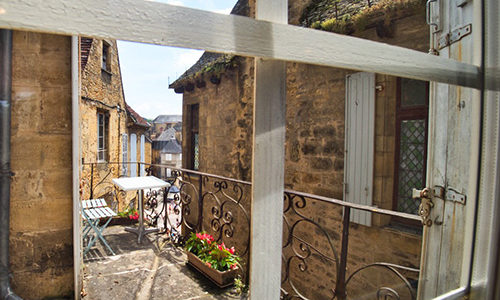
[10,31,74,299]
[182,57,254,182]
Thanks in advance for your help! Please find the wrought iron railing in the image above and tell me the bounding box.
[82,161,422,299]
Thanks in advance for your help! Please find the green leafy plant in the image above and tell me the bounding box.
[116,207,138,220]
[185,232,240,272]
[234,275,248,295]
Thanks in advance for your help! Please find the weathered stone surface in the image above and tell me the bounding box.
[11,31,74,299]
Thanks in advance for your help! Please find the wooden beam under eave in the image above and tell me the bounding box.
[250,1,287,299]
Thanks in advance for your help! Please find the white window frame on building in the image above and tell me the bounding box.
[97,111,109,162]
[122,133,128,176]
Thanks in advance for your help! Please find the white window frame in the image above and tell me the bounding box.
[97,111,107,162]
[122,133,128,176]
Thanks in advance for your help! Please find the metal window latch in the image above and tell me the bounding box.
[412,187,434,226]
[412,186,466,227]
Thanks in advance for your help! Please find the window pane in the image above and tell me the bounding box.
[193,133,199,171]
[397,119,426,214]
[401,78,427,108]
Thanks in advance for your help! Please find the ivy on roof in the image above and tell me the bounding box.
[301,0,425,35]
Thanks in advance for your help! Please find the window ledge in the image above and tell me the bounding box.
[101,68,112,76]
[385,222,423,237]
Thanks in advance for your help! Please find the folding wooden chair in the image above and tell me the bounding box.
[82,198,117,255]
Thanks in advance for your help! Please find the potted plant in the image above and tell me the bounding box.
[185,232,240,288]
[110,207,139,226]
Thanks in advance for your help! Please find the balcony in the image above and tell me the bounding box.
[81,162,421,300]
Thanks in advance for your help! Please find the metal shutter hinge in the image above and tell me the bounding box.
[438,24,472,49]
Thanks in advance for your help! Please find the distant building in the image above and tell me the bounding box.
[152,127,182,178]
[151,114,182,140]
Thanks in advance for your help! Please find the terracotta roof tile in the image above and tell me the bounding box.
[80,37,93,70]
[126,103,151,128]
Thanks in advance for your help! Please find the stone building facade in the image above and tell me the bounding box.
[10,31,74,299]
[171,0,428,298]
[79,37,152,210]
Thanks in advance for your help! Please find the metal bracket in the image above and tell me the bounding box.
[438,24,472,49]
[446,188,466,204]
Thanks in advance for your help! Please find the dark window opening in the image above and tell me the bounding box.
[102,42,110,72]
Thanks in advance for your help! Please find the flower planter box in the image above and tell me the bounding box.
[186,251,238,288]
[107,217,138,226]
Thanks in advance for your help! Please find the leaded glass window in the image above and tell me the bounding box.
[397,119,426,214]
[394,78,428,217]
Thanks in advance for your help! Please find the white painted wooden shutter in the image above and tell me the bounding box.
[122,133,128,176]
[130,133,137,177]
[140,134,145,176]
[344,72,375,226]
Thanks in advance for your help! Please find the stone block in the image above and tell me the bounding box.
[11,85,42,134]
[313,125,336,137]
[42,169,73,199]
[10,233,34,272]
[13,31,41,53]
[39,55,71,87]
[375,95,386,117]
[374,152,385,174]
[12,268,73,300]
[383,153,395,177]
[40,87,72,133]
[11,198,72,232]
[309,157,333,171]
[375,135,385,153]
[40,33,71,54]
[375,114,385,136]
[10,170,45,201]
[10,136,44,170]
[32,229,73,273]
[385,135,396,152]
[12,52,40,86]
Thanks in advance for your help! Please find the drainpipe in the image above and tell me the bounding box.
[0,29,22,300]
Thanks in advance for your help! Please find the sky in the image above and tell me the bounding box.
[117,0,238,120]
